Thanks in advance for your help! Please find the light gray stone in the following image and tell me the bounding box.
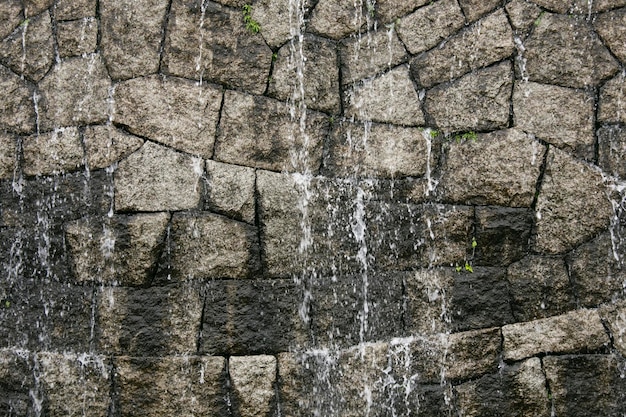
[83,125,144,170]
[0,64,35,133]
[505,0,543,32]
[411,9,514,87]
[425,62,513,133]
[404,268,456,334]
[0,0,22,40]
[114,141,203,212]
[215,90,328,173]
[534,148,613,254]
[23,0,53,17]
[345,65,424,126]
[502,309,610,361]
[54,0,96,20]
[308,0,367,40]
[599,72,626,124]
[598,125,626,178]
[459,0,502,22]
[114,75,222,158]
[601,301,626,356]
[38,54,111,130]
[22,127,83,176]
[229,355,276,417]
[251,0,296,48]
[56,17,98,58]
[595,7,626,64]
[396,0,465,55]
[439,129,545,207]
[163,0,272,95]
[513,81,595,158]
[205,159,256,224]
[376,0,430,23]
[532,0,626,13]
[524,13,619,88]
[0,132,16,180]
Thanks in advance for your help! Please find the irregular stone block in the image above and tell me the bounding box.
[412,9,514,87]
[276,352,316,417]
[340,27,409,84]
[83,125,144,170]
[308,0,367,39]
[599,72,626,124]
[502,309,609,361]
[404,268,456,335]
[54,0,96,19]
[513,81,594,158]
[0,11,53,82]
[205,160,255,224]
[595,7,626,64]
[269,35,340,114]
[163,0,272,94]
[56,17,98,58]
[22,127,83,176]
[0,64,35,133]
[425,61,512,132]
[598,125,626,178]
[375,0,430,23]
[396,0,465,55]
[344,65,425,126]
[230,355,277,417]
[543,354,626,417]
[114,75,222,158]
[601,301,626,356]
[505,0,543,33]
[0,349,35,416]
[459,0,502,22]
[474,206,532,266]
[251,0,294,48]
[0,132,16,180]
[38,54,111,130]
[524,13,618,88]
[507,255,575,322]
[534,148,613,254]
[114,141,203,212]
[438,129,545,207]
[215,90,328,173]
[23,0,53,17]
[532,0,626,13]
[0,0,21,40]
[116,355,227,417]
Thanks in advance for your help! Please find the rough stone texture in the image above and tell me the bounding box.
[251,0,293,48]
[340,27,409,84]
[22,127,83,176]
[502,309,610,361]
[0,64,35,133]
[205,160,256,224]
[532,0,626,13]
[599,72,626,124]
[439,129,545,207]
[345,65,424,126]
[0,349,35,416]
[230,355,277,417]
[595,7,626,63]
[507,255,575,322]
[83,125,144,170]
[215,90,328,173]
[459,0,502,22]
[598,125,626,178]
[425,62,512,132]
[505,0,543,32]
[0,11,54,82]
[0,132,16,180]
[308,0,366,39]
[114,75,222,158]
[115,141,203,212]
[411,9,514,88]
[100,0,168,80]
[38,54,111,130]
[55,0,96,20]
[0,0,21,41]
[269,36,340,114]
[534,148,613,254]
[396,0,465,55]
[524,13,619,88]
[56,18,98,58]
[543,355,626,417]
[23,0,53,17]
[601,302,626,356]
[513,81,594,158]
[376,0,430,23]
[116,355,227,417]
[474,207,532,266]
[163,0,272,95]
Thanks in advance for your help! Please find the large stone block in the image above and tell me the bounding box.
[375,0,430,23]
[23,0,53,17]
[599,72,626,124]
[0,64,35,133]
[230,355,277,417]
[205,160,256,224]
[474,207,532,266]
[0,132,16,180]
[532,0,626,13]
[0,0,21,40]
[249,0,295,48]
[83,125,144,171]
[458,0,502,22]
[22,127,83,176]
[54,0,96,19]
[0,349,35,416]
[601,301,626,356]
[308,0,367,40]
[505,0,542,33]
[56,18,98,58]
[595,7,626,64]
[598,125,626,178]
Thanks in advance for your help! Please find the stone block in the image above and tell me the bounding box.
[83,125,144,170]
[250,0,295,48]
[22,127,83,176]
[0,349,34,416]
[474,207,532,266]
[308,0,367,40]
[114,75,222,158]
[599,72,626,124]
[0,0,21,40]
[276,352,317,417]
[438,129,545,207]
[505,0,543,33]
[205,159,256,224]
[23,0,53,17]
[230,355,277,417]
[425,61,512,132]
[458,0,502,22]
[0,132,16,180]
[533,0,626,13]
[0,64,35,134]
[598,125,626,178]
[114,141,203,212]
[54,0,96,19]
[56,18,98,58]
[375,0,430,23]
[595,7,626,64]
[601,301,626,356]
[502,309,610,361]
[163,0,272,94]
[534,147,613,254]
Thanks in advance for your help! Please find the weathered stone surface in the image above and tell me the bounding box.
[114,75,222,158]
[230,355,277,417]
[66,213,169,285]
[116,355,227,417]
[513,81,594,158]
[0,0,21,41]
[215,90,328,173]
[439,129,545,206]
[251,0,295,48]
[505,0,543,32]
[543,354,626,417]
[507,255,575,322]
[84,125,144,170]
[598,125,626,178]
[308,0,367,40]
[163,0,272,95]
[39,54,111,130]
[459,0,502,22]
[474,207,532,266]
[0,349,34,416]
[425,62,512,132]
[115,141,203,212]
[412,9,514,87]
[56,18,98,58]
[0,64,35,133]
[269,36,340,114]
[396,0,465,55]
[376,0,430,23]
[601,302,626,356]
[532,0,626,13]
[0,132,16,179]
[340,27,409,84]
[0,11,53,81]
[595,7,626,63]
[502,309,609,361]
[100,0,168,80]
[23,0,53,17]
[205,160,255,224]
[55,0,96,19]
[345,65,424,126]
[534,148,613,253]
[599,72,626,123]
[524,13,619,88]
[22,127,83,176]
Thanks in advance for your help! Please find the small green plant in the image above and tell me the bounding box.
[454,261,474,273]
[452,131,478,143]
[3,300,10,308]
[366,1,375,17]
[534,11,545,26]
[272,52,278,61]
[242,4,260,33]
[429,129,439,139]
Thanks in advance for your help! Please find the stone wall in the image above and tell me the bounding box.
[1,0,626,415]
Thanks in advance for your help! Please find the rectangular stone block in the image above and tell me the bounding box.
[474,206,532,266]
[0,349,35,416]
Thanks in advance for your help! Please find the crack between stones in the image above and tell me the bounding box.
[157,0,173,74]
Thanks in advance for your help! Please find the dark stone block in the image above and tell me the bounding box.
[474,206,532,266]
[0,350,35,417]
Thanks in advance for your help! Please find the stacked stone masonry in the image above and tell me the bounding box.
[1,0,626,415]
